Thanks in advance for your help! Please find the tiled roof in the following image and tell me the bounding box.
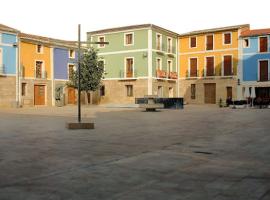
[240,28,270,37]
[179,24,250,37]
[87,24,179,36]
[20,33,77,48]
[0,23,20,33]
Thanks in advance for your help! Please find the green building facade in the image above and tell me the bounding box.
[87,24,179,104]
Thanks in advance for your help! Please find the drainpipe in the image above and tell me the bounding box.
[15,33,21,107]
[176,36,179,97]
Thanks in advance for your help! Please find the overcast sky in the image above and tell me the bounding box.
[1,0,270,41]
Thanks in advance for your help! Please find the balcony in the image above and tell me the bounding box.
[258,74,270,82]
[167,46,176,57]
[0,64,5,75]
[186,69,199,78]
[156,69,167,78]
[168,72,178,79]
[35,71,47,79]
[119,69,137,79]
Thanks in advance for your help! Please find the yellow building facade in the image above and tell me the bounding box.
[179,24,249,104]
[20,33,53,106]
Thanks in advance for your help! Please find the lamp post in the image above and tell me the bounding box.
[76,24,108,124]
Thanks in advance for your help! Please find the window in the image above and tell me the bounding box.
[156,58,161,70]
[100,85,105,96]
[126,85,133,97]
[98,59,105,72]
[189,58,197,77]
[69,50,75,58]
[259,37,268,52]
[156,33,162,50]
[126,58,134,78]
[125,33,133,45]
[243,38,249,48]
[36,44,43,53]
[223,55,232,76]
[224,33,231,45]
[98,36,105,48]
[190,36,197,48]
[191,84,196,99]
[206,35,213,50]
[259,60,268,81]
[21,83,26,96]
[206,57,214,76]
[158,86,163,97]
[35,61,43,78]
[68,64,75,80]
[167,37,172,53]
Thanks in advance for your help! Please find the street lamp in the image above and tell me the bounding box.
[67,24,108,129]
[77,24,109,123]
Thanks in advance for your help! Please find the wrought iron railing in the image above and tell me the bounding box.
[0,64,5,75]
[119,69,137,78]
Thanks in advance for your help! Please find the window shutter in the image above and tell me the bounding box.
[190,37,196,48]
[206,35,213,50]
[260,37,268,52]
[224,33,231,44]
[206,57,214,76]
[190,58,197,77]
[224,56,232,76]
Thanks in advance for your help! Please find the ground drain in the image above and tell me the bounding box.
[193,151,213,155]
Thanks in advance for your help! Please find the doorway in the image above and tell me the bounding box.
[34,85,45,105]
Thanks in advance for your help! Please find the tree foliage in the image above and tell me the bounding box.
[67,47,104,93]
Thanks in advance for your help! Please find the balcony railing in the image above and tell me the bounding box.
[35,71,47,79]
[168,71,178,79]
[0,64,5,75]
[156,44,176,54]
[156,69,167,78]
[258,74,270,82]
[119,69,137,79]
[186,69,199,78]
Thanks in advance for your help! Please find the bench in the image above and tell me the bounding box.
[139,95,164,111]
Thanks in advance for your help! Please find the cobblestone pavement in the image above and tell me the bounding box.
[0,105,269,200]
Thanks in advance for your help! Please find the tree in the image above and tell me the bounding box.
[67,47,104,95]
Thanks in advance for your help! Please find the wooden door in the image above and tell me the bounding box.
[34,85,45,105]
[204,83,216,104]
[206,57,214,76]
[259,60,268,81]
[68,87,76,104]
[126,58,133,78]
[224,55,232,76]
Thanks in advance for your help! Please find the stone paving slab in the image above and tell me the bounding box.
[0,105,269,199]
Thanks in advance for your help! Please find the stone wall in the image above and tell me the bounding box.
[179,77,237,104]
[0,76,16,107]
[21,79,52,106]
[152,79,177,97]
[99,79,148,104]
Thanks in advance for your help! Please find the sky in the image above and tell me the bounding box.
[1,0,270,41]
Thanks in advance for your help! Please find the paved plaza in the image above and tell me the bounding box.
[0,105,270,200]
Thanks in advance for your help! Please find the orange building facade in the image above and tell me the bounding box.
[20,33,53,106]
[178,24,250,104]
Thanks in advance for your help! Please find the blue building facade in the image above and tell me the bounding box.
[240,29,270,100]
[53,47,77,80]
[52,43,78,105]
[0,24,19,107]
